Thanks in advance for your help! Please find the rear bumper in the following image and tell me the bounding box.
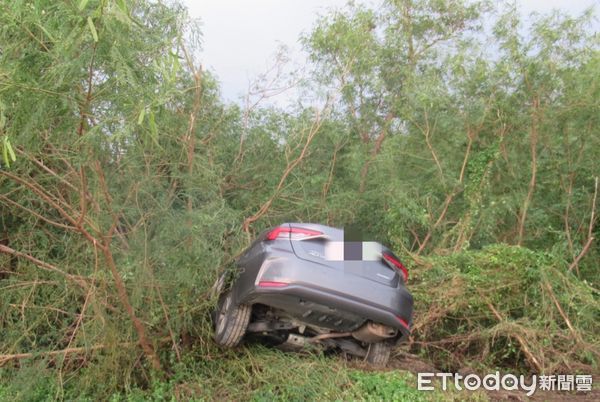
[252,283,412,337]
[235,253,413,337]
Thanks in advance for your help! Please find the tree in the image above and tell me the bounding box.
[0,0,237,385]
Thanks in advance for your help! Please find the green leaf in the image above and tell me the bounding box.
[78,0,89,11]
[2,137,9,168]
[137,107,146,125]
[116,0,128,14]
[170,52,181,76]
[0,100,5,129]
[148,111,159,146]
[6,139,16,162]
[87,16,98,42]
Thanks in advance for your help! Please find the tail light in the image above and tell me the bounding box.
[396,315,411,330]
[382,252,408,283]
[266,226,324,241]
[258,281,289,288]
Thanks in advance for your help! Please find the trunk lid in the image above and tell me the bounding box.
[287,223,399,287]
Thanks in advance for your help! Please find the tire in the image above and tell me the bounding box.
[364,341,392,367]
[213,291,251,347]
[209,272,227,300]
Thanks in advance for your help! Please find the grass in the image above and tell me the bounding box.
[116,345,489,401]
[0,344,490,401]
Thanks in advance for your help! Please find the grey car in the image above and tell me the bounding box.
[212,223,413,366]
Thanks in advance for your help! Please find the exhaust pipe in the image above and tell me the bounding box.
[279,322,396,350]
[352,322,397,343]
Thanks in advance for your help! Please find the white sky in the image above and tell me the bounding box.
[183,0,598,104]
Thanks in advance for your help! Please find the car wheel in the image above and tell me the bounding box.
[364,341,392,367]
[213,291,251,347]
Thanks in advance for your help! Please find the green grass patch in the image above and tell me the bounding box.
[0,345,488,401]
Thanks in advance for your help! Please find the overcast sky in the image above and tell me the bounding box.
[182,0,598,104]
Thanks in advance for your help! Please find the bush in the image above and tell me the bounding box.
[409,244,599,374]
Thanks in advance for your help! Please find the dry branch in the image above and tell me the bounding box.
[0,344,132,366]
[485,299,543,372]
[569,176,598,272]
[0,244,88,289]
[242,109,325,234]
[0,194,77,232]
[358,112,395,193]
[0,170,100,243]
[322,139,346,200]
[543,281,582,342]
[100,242,162,371]
[517,96,540,245]
[417,192,456,254]
[2,161,161,371]
[416,120,485,254]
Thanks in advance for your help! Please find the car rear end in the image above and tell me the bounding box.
[234,223,413,340]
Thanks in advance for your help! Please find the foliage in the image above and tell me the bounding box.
[0,0,598,399]
[411,244,599,373]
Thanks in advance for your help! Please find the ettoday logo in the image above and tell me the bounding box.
[417,372,593,396]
